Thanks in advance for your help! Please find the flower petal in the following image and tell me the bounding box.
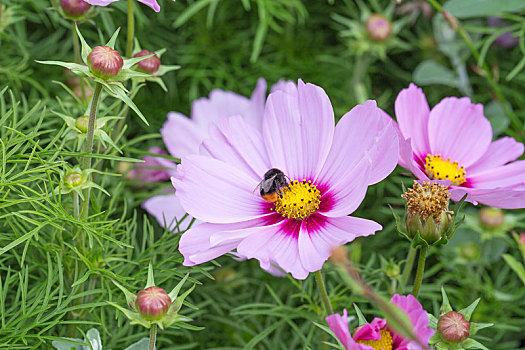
[428,97,492,167]
[83,0,118,6]
[137,0,160,12]
[450,186,525,209]
[469,159,525,189]
[173,155,266,223]
[395,83,431,158]
[317,100,398,189]
[353,318,386,341]
[467,137,524,175]
[248,78,267,127]
[326,310,355,350]
[263,80,334,180]
[161,112,204,159]
[200,116,271,181]
[142,193,195,231]
[390,294,434,349]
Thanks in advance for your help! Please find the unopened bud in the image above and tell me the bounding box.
[133,50,161,74]
[75,116,90,132]
[458,243,480,261]
[73,84,93,100]
[135,286,171,321]
[365,14,392,41]
[438,311,470,343]
[329,246,349,266]
[65,172,83,188]
[386,263,400,278]
[479,207,504,229]
[60,0,91,19]
[520,233,525,246]
[88,46,123,79]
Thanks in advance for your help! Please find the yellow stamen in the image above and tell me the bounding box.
[424,154,466,186]
[356,329,393,350]
[402,181,450,222]
[274,179,321,220]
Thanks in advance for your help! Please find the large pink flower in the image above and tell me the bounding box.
[392,83,525,209]
[326,294,434,350]
[83,0,174,12]
[173,80,399,279]
[142,79,267,229]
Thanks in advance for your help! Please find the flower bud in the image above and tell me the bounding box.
[73,85,93,100]
[385,263,400,278]
[479,207,504,229]
[458,243,480,261]
[438,311,470,343]
[75,116,90,133]
[365,14,392,41]
[65,172,83,188]
[87,46,124,79]
[402,181,451,244]
[60,0,91,19]
[133,49,161,74]
[520,233,525,246]
[135,286,171,321]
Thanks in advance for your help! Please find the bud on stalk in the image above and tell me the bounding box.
[135,286,172,321]
[88,46,124,79]
[438,311,470,343]
[133,50,161,74]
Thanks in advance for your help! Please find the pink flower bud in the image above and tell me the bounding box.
[133,50,161,74]
[135,286,171,321]
[365,14,392,41]
[73,85,93,100]
[60,0,91,19]
[520,233,525,246]
[479,207,504,229]
[88,46,124,79]
[438,311,470,343]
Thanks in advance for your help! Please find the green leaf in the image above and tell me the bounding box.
[170,283,195,314]
[104,83,149,126]
[469,322,493,336]
[461,338,490,350]
[122,54,155,70]
[106,301,150,328]
[413,60,458,88]
[353,303,367,326]
[105,27,121,49]
[502,254,525,285]
[111,279,137,310]
[146,261,155,288]
[458,297,480,321]
[168,273,189,301]
[124,338,152,350]
[85,328,102,350]
[440,286,453,314]
[443,0,525,19]
[75,24,91,64]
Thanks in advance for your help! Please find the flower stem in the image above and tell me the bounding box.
[80,82,103,219]
[126,0,134,57]
[73,192,80,218]
[399,245,417,293]
[314,270,334,316]
[72,22,86,101]
[149,324,157,350]
[412,246,427,297]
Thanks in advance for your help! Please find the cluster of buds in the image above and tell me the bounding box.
[108,263,195,330]
[429,286,492,349]
[396,181,457,247]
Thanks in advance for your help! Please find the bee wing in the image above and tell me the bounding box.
[262,175,278,192]
[253,180,264,195]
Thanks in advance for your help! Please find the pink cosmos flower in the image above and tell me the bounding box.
[392,83,525,209]
[142,79,267,229]
[130,147,176,183]
[83,0,174,12]
[326,294,434,350]
[173,80,399,279]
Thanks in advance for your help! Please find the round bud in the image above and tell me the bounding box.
[75,116,90,133]
[365,14,392,41]
[133,50,161,74]
[438,311,470,343]
[73,85,93,100]
[65,172,83,188]
[60,0,91,19]
[386,263,400,278]
[87,46,124,79]
[479,207,504,229]
[458,243,480,261]
[135,286,171,321]
[520,233,525,246]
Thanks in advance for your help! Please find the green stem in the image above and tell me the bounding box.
[350,54,371,105]
[149,324,157,350]
[73,192,80,218]
[399,245,417,293]
[314,270,334,316]
[72,22,86,102]
[412,246,427,297]
[80,83,103,220]
[126,0,134,57]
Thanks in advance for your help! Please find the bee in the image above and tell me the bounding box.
[256,168,291,203]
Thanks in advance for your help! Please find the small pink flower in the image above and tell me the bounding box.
[130,147,176,183]
[173,80,398,278]
[391,83,525,209]
[142,79,267,230]
[83,0,174,12]
[326,294,434,350]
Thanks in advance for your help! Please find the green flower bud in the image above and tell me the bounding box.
[385,263,400,278]
[65,172,83,188]
[75,115,90,133]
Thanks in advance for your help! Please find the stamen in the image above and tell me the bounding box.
[274,179,321,220]
[425,154,466,186]
[356,329,393,350]
[402,181,450,222]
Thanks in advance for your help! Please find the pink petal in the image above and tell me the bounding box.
[161,112,205,159]
[248,78,268,127]
[449,186,525,209]
[200,116,270,181]
[390,294,434,349]
[137,0,160,11]
[173,155,266,223]
[317,100,398,189]
[142,193,195,230]
[263,80,335,180]
[326,310,355,350]
[428,97,492,167]
[83,0,118,5]
[270,80,297,95]
[467,137,524,175]
[354,318,387,341]
[131,147,177,182]
[394,83,431,158]
[469,159,525,189]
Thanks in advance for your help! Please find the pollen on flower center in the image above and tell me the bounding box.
[402,181,450,221]
[274,179,321,220]
[425,154,466,185]
[356,329,393,350]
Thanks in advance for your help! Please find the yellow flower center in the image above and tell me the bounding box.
[402,181,450,221]
[424,154,466,186]
[274,179,321,220]
[356,329,393,350]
